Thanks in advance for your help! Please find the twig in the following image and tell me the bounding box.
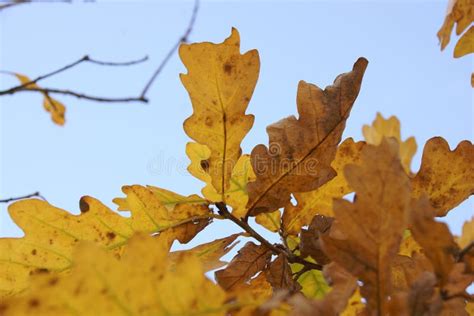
[14,87,147,103]
[215,202,322,271]
[0,191,46,203]
[0,55,149,102]
[140,0,199,98]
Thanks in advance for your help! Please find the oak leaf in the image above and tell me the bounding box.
[320,139,411,314]
[0,234,227,315]
[215,241,272,291]
[412,137,474,216]
[169,233,241,271]
[186,142,255,218]
[289,263,358,316]
[362,112,417,174]
[0,197,135,298]
[113,184,211,243]
[437,0,474,86]
[282,138,365,235]
[247,58,368,216]
[255,210,281,233]
[180,28,259,198]
[265,254,301,293]
[11,73,66,125]
[454,26,474,57]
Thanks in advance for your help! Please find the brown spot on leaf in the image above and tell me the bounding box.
[79,197,89,213]
[28,298,40,308]
[106,232,116,240]
[223,62,233,74]
[31,249,37,256]
[200,160,210,172]
[48,277,59,286]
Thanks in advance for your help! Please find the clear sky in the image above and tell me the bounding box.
[0,0,472,250]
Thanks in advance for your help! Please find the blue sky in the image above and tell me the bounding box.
[0,0,472,249]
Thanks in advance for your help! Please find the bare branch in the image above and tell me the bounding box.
[0,55,149,103]
[0,191,46,203]
[14,87,147,103]
[140,0,199,98]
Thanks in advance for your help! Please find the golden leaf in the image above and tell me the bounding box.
[186,143,255,218]
[255,210,281,233]
[412,137,474,216]
[11,73,66,125]
[113,185,211,243]
[282,138,365,235]
[438,0,474,49]
[362,112,417,174]
[0,197,134,298]
[0,234,226,315]
[454,26,474,57]
[247,58,368,216]
[180,28,259,197]
[320,139,411,314]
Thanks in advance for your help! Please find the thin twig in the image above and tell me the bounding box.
[14,87,147,103]
[0,191,46,203]
[140,0,199,98]
[215,202,322,271]
[0,54,148,96]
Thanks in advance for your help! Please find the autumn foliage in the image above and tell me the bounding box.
[0,29,473,315]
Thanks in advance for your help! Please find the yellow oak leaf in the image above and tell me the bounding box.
[362,112,417,174]
[398,229,422,257]
[0,234,227,315]
[180,28,259,198]
[247,58,368,216]
[458,216,474,248]
[186,142,255,218]
[255,210,281,233]
[282,138,365,235]
[320,139,411,314]
[412,137,474,216]
[438,0,473,49]
[12,73,66,125]
[340,287,365,316]
[0,197,135,298]
[454,26,474,57]
[113,185,212,243]
[437,0,474,86]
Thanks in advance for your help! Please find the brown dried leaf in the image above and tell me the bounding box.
[320,139,411,314]
[412,137,474,216]
[265,254,301,293]
[409,197,459,286]
[247,58,368,216]
[169,233,241,271]
[299,215,334,265]
[289,263,358,316]
[282,138,366,235]
[215,242,272,291]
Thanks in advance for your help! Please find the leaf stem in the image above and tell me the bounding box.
[215,202,322,271]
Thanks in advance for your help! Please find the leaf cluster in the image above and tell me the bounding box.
[0,29,473,315]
